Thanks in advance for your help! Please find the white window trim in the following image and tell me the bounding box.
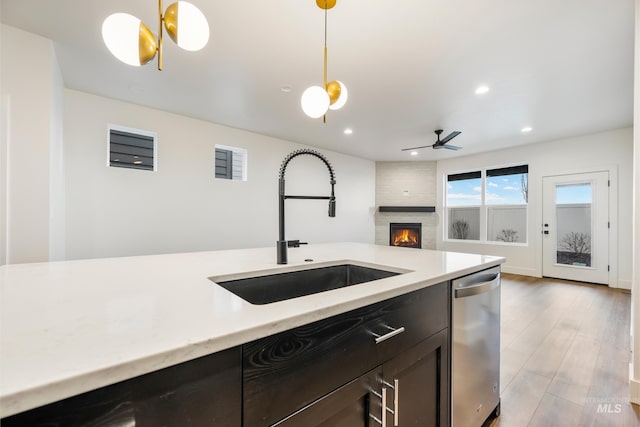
[215,144,248,181]
[444,164,529,245]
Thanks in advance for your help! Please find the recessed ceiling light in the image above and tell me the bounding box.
[280,85,292,93]
[410,151,418,156]
[344,128,353,135]
[521,126,533,133]
[133,160,143,165]
[475,85,490,95]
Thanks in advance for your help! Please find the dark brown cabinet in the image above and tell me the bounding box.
[264,329,449,427]
[1,347,242,427]
[273,368,383,427]
[381,329,449,427]
[243,282,449,427]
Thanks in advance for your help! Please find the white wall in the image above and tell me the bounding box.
[437,127,633,289]
[64,90,375,260]
[0,25,65,265]
[49,47,65,261]
[630,0,640,405]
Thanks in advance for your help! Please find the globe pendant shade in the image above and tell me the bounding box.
[102,13,157,66]
[328,80,348,110]
[164,2,210,51]
[301,86,330,118]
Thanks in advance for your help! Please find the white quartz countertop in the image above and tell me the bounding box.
[0,242,503,417]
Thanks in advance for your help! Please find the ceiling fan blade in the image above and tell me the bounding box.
[440,144,462,150]
[401,145,431,151]
[439,131,461,144]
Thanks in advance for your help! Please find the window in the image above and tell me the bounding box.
[446,165,528,244]
[486,165,528,243]
[446,172,481,241]
[108,125,156,171]
[215,144,247,181]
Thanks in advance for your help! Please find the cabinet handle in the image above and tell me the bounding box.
[381,387,387,427]
[394,378,399,426]
[369,387,386,426]
[369,414,383,425]
[383,380,399,426]
[373,326,406,344]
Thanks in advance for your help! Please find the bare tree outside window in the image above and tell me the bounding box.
[520,174,528,203]
[496,229,518,242]
[451,219,470,240]
[558,231,591,266]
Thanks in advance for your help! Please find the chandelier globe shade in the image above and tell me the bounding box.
[164,2,209,51]
[102,13,157,67]
[301,86,330,118]
[327,80,348,110]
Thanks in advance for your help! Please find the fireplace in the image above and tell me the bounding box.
[389,223,422,248]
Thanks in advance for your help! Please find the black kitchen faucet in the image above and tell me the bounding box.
[277,149,336,264]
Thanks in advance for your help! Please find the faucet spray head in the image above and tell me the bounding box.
[328,198,336,217]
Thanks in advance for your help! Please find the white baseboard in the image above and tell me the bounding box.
[500,265,540,277]
[629,365,640,406]
[617,279,632,290]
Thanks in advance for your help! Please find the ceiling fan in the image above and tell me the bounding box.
[402,129,462,151]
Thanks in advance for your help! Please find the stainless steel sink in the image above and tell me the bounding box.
[211,264,402,305]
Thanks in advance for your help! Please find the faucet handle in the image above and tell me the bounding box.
[287,240,308,248]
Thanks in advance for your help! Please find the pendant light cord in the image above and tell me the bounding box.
[158,0,164,70]
[323,2,327,89]
[323,1,328,123]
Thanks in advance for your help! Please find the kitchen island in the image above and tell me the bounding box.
[0,242,503,424]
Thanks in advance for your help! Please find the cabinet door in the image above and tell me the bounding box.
[272,367,383,427]
[243,283,448,427]
[381,329,449,427]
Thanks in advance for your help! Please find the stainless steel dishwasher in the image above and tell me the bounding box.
[452,266,501,427]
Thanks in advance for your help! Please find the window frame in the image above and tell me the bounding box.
[214,144,248,181]
[444,163,529,245]
[107,124,158,172]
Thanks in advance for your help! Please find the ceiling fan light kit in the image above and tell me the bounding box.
[102,0,209,70]
[300,0,348,121]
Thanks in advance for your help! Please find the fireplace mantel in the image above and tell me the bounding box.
[378,206,435,213]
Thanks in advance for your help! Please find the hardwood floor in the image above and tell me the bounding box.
[488,274,640,427]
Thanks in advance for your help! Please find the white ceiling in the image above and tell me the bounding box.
[1,0,634,161]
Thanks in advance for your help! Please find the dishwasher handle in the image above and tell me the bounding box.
[454,273,500,298]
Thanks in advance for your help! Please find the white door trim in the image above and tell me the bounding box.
[539,165,618,287]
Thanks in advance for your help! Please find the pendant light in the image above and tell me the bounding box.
[102,0,209,70]
[301,0,348,121]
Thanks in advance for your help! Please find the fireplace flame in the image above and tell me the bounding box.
[393,229,419,246]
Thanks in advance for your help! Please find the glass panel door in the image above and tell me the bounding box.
[555,183,592,267]
[542,172,609,285]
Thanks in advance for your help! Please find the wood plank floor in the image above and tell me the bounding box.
[488,274,640,427]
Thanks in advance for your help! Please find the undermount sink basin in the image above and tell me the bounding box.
[211,264,402,305]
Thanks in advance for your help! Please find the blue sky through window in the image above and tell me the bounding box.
[556,183,592,204]
[447,174,527,206]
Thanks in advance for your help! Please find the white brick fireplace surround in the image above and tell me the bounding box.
[375,161,438,249]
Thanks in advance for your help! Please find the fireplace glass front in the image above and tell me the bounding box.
[389,223,422,248]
